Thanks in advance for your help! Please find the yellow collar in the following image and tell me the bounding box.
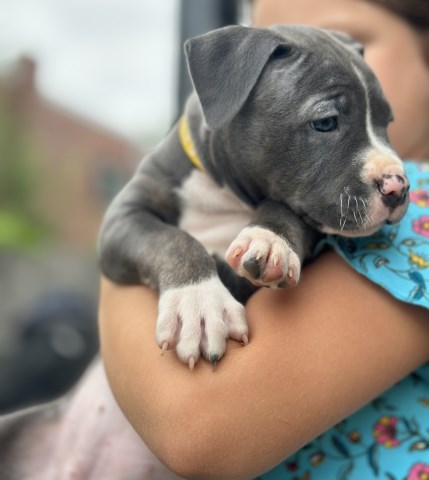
[179,116,204,171]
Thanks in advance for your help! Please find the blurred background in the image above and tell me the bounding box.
[0,0,250,413]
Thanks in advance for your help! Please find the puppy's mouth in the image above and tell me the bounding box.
[320,184,409,238]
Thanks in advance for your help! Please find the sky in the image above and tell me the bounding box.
[0,0,179,146]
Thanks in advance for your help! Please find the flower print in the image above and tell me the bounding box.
[410,190,429,207]
[413,216,429,238]
[347,431,361,443]
[409,440,429,451]
[285,461,299,472]
[408,270,427,299]
[407,462,429,480]
[309,452,324,466]
[296,473,310,480]
[409,250,429,268]
[372,416,401,448]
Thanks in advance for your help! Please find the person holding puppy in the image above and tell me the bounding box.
[99,0,429,478]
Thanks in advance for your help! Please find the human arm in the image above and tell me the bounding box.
[98,251,429,480]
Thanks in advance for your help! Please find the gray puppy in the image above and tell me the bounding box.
[99,24,409,369]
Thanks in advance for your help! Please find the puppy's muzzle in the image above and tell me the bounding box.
[360,149,410,227]
[328,154,410,238]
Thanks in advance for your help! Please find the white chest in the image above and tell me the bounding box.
[177,170,253,257]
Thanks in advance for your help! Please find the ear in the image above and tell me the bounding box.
[185,25,286,129]
[327,30,365,57]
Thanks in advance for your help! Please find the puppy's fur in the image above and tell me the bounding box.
[99,24,409,367]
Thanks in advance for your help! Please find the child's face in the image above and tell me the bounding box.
[252,0,429,160]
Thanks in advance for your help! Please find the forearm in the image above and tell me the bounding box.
[99,251,429,480]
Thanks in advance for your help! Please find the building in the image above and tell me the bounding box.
[1,57,142,250]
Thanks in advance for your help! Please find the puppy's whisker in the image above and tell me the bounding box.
[341,188,351,215]
[353,196,362,228]
[365,211,373,225]
[340,194,348,217]
[355,197,364,225]
[344,187,350,213]
[364,200,372,224]
[340,216,347,232]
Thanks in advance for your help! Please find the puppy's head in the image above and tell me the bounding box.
[185,25,409,236]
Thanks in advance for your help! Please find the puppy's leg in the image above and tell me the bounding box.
[99,164,248,367]
[156,276,248,367]
[226,200,319,288]
[0,360,183,480]
[213,254,259,304]
[0,401,64,480]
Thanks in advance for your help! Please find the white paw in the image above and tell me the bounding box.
[156,277,248,368]
[225,226,301,287]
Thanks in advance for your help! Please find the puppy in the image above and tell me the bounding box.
[99,24,409,368]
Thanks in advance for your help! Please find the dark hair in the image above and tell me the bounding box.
[367,0,429,29]
[248,0,429,29]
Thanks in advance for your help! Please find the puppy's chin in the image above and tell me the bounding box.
[386,198,410,224]
[321,223,385,238]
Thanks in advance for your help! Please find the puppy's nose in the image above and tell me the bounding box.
[376,174,409,209]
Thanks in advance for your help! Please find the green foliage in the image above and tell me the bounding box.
[0,209,48,248]
[0,93,50,249]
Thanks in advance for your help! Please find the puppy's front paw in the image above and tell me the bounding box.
[156,277,248,369]
[225,226,301,288]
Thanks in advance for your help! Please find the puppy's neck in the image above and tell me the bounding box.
[183,94,265,207]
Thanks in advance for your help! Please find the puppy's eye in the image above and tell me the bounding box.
[271,44,293,60]
[310,116,338,132]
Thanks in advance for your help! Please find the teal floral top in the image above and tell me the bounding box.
[257,161,429,480]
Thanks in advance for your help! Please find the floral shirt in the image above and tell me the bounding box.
[256,161,429,480]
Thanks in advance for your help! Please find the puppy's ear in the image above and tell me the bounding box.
[185,25,285,129]
[327,30,364,57]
